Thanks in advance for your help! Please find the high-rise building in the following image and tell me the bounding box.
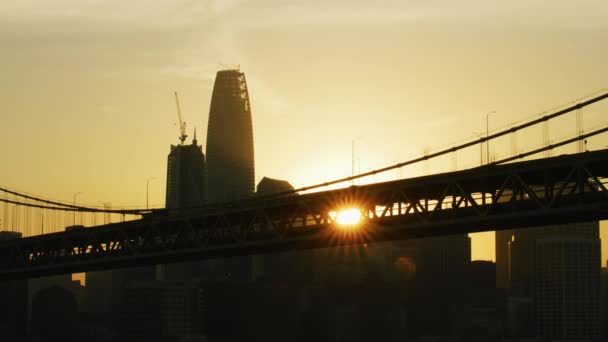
[30,285,79,340]
[27,228,86,335]
[535,235,600,341]
[495,229,513,288]
[386,235,471,285]
[601,265,608,340]
[359,235,471,337]
[165,131,206,210]
[507,222,601,341]
[465,261,506,340]
[160,131,207,281]
[206,69,255,203]
[120,281,201,339]
[508,223,599,295]
[85,266,156,317]
[204,69,255,281]
[0,231,28,339]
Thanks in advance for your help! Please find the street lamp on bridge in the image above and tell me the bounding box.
[73,192,82,226]
[486,110,496,165]
[473,131,483,166]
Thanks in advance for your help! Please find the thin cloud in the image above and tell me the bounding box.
[0,0,247,32]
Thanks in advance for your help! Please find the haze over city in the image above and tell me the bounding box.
[1,1,608,267]
[2,1,608,342]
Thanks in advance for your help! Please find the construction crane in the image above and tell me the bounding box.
[219,62,240,71]
[174,91,187,145]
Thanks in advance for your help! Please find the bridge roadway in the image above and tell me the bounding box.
[1,149,608,280]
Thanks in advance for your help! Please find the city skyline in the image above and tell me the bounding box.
[1,1,608,262]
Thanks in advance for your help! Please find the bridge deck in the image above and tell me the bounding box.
[1,150,608,280]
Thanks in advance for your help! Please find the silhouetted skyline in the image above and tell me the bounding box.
[1,0,608,267]
[1,2,608,341]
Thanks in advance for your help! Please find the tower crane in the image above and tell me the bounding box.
[174,91,187,145]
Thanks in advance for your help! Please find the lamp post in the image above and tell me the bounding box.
[473,132,483,166]
[99,201,111,224]
[146,178,156,210]
[486,111,496,164]
[351,138,362,185]
[352,140,355,185]
[73,192,82,226]
[98,201,104,224]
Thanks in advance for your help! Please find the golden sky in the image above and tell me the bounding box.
[1,0,608,262]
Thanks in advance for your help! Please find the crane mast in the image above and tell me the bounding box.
[174,91,187,145]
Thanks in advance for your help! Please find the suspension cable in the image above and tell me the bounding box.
[256,91,608,199]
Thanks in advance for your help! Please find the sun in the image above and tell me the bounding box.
[330,208,363,227]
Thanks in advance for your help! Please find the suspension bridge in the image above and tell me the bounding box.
[1,91,608,280]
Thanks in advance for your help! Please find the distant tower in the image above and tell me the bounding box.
[165,130,206,210]
[206,69,255,203]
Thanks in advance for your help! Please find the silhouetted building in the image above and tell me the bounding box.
[85,271,118,316]
[470,260,496,290]
[202,278,408,342]
[462,261,506,341]
[390,235,471,285]
[161,132,208,282]
[206,68,255,203]
[0,231,27,340]
[507,222,601,341]
[165,131,206,210]
[255,177,306,280]
[28,274,85,336]
[602,266,608,340]
[121,281,201,340]
[30,285,78,340]
[495,229,513,288]
[85,266,155,319]
[343,235,471,338]
[304,279,408,342]
[535,235,600,341]
[205,68,255,281]
[257,176,294,195]
[401,235,471,337]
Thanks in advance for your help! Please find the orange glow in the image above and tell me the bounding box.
[72,272,86,286]
[331,208,362,227]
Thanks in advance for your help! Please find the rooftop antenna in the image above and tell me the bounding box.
[174,91,187,145]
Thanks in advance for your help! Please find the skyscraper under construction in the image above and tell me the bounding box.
[165,132,206,210]
[161,132,206,280]
[206,69,255,203]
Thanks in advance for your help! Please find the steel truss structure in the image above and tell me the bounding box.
[1,150,608,280]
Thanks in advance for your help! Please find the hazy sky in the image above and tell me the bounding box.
[1,0,607,261]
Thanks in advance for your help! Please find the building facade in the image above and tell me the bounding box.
[535,236,600,341]
[495,229,513,289]
[0,231,28,339]
[120,281,201,339]
[206,69,255,203]
[165,133,206,210]
[204,69,256,281]
[602,265,608,340]
[507,222,601,341]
